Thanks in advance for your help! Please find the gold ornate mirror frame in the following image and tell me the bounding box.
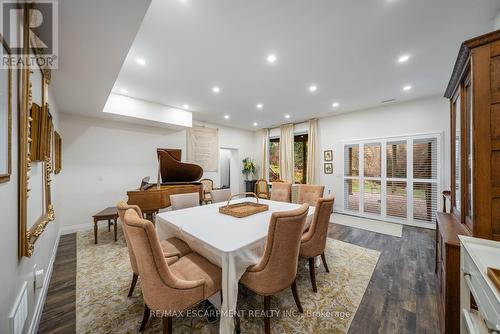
[19,3,55,257]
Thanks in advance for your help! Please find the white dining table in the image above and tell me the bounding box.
[156,198,315,334]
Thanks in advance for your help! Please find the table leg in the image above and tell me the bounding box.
[108,219,111,232]
[94,220,98,244]
[114,218,118,242]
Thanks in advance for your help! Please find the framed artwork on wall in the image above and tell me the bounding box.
[324,163,333,174]
[324,150,333,161]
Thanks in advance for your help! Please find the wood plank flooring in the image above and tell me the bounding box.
[38,225,439,334]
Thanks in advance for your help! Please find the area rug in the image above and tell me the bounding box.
[76,227,380,334]
[331,213,403,238]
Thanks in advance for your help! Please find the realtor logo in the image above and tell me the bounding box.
[0,0,58,69]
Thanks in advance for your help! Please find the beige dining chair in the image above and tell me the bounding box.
[255,179,270,199]
[116,201,192,300]
[240,203,309,334]
[210,188,232,203]
[123,208,222,334]
[270,182,292,202]
[299,195,335,292]
[297,184,325,207]
[200,178,213,204]
[170,192,200,211]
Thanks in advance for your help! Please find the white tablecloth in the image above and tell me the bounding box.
[156,198,315,334]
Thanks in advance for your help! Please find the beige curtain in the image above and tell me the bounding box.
[279,124,294,183]
[306,119,318,184]
[260,129,269,179]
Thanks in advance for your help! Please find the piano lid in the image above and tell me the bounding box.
[157,149,203,183]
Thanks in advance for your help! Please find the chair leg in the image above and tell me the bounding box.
[263,295,271,334]
[321,252,330,273]
[128,273,138,297]
[162,316,172,334]
[139,304,150,332]
[108,219,111,232]
[308,257,317,293]
[291,279,303,313]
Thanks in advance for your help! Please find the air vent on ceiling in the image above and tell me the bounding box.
[381,99,396,104]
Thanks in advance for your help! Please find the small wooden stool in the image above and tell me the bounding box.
[92,207,119,244]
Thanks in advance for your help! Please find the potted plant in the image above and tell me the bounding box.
[242,158,257,193]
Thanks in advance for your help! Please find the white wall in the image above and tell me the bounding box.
[0,73,62,333]
[57,114,256,229]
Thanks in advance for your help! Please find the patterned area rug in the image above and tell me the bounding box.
[76,227,380,334]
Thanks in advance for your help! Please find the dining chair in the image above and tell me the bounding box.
[200,178,213,204]
[123,208,222,334]
[116,201,192,300]
[210,188,232,203]
[297,184,325,207]
[299,195,335,292]
[255,179,270,199]
[170,192,200,210]
[240,203,309,334]
[270,182,291,202]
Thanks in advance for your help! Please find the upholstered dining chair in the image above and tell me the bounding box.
[170,192,200,211]
[210,188,232,203]
[116,201,192,299]
[123,208,222,334]
[270,182,291,202]
[240,203,309,334]
[297,184,325,207]
[255,179,270,199]
[299,195,335,292]
[200,178,213,204]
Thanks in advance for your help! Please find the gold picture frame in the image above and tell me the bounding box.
[324,150,333,161]
[0,34,12,183]
[19,3,55,258]
[324,163,333,174]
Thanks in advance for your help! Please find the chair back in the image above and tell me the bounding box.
[251,203,309,293]
[270,182,291,202]
[300,195,335,257]
[255,179,269,199]
[117,201,143,275]
[297,184,325,207]
[200,179,213,201]
[210,189,232,203]
[123,208,204,311]
[170,192,200,211]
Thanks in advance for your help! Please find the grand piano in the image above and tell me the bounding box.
[127,149,204,217]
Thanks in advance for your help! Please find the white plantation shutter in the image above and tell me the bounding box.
[364,143,381,177]
[364,180,381,214]
[386,141,407,178]
[386,181,407,219]
[344,144,359,176]
[413,138,438,179]
[413,137,439,223]
[344,179,359,211]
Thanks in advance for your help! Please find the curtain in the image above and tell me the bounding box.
[260,129,269,179]
[306,119,318,184]
[279,123,294,183]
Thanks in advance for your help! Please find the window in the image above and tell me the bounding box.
[268,134,308,183]
[343,134,441,227]
[269,138,280,182]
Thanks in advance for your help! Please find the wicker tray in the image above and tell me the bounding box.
[219,192,269,218]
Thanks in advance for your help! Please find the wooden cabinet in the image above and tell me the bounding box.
[438,29,500,333]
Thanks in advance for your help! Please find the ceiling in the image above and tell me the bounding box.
[55,0,500,130]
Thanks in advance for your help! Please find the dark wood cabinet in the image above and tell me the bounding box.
[437,29,500,333]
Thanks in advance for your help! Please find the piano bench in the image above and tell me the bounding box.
[92,207,119,244]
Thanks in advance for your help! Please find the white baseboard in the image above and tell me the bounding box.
[60,222,93,235]
[27,228,61,334]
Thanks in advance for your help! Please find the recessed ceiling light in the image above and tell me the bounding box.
[120,88,128,94]
[285,114,291,119]
[212,86,221,93]
[253,122,258,126]
[266,54,277,64]
[136,57,146,66]
[332,102,340,108]
[224,114,229,119]
[183,104,190,109]
[309,85,318,92]
[402,85,412,91]
[398,54,410,63]
[256,103,263,109]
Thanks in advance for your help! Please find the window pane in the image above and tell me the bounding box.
[344,179,359,211]
[386,141,407,178]
[364,180,381,214]
[414,138,437,179]
[413,182,438,223]
[344,144,359,176]
[387,181,407,219]
[269,139,280,182]
[364,143,381,177]
[294,134,308,184]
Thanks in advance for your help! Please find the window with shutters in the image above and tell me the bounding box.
[343,134,441,227]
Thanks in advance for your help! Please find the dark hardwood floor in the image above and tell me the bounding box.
[38,225,439,334]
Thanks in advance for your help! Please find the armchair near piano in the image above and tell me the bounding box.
[127,149,204,220]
